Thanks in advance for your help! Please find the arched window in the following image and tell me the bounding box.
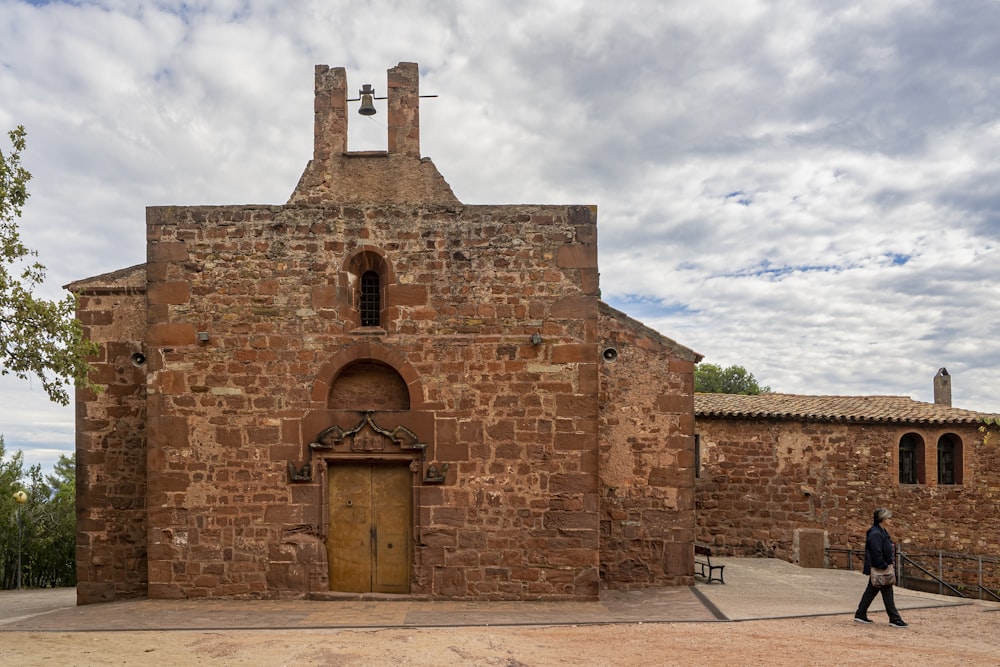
[899,433,925,485]
[360,271,380,327]
[937,434,963,485]
[344,247,393,331]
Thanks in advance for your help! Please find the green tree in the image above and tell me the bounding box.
[695,363,771,395]
[30,454,77,587]
[0,440,76,589]
[1,125,97,405]
[0,436,27,589]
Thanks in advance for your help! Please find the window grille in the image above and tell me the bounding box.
[360,271,380,327]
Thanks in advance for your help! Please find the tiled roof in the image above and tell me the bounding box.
[694,392,991,425]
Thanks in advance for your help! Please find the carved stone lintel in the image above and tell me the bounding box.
[299,412,451,486]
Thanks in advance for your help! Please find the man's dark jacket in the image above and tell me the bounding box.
[863,524,894,575]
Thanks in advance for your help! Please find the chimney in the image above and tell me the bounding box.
[933,367,951,406]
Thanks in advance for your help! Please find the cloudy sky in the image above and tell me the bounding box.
[2,0,999,473]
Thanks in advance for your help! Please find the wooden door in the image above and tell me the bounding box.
[327,463,411,593]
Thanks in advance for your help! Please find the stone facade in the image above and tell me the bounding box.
[71,62,701,603]
[70,265,148,603]
[598,304,699,587]
[694,393,1000,575]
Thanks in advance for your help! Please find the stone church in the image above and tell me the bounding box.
[70,62,702,604]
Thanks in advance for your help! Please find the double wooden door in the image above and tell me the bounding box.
[327,463,411,593]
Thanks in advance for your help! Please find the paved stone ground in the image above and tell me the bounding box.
[1,558,987,633]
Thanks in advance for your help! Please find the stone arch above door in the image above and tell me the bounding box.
[329,361,409,410]
[311,343,424,410]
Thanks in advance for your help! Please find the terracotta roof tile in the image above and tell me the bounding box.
[694,392,991,424]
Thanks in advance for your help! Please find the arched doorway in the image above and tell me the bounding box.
[325,360,413,593]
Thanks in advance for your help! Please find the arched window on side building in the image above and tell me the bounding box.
[937,434,963,485]
[899,433,925,485]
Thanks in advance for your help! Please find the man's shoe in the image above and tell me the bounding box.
[854,616,874,624]
[889,620,908,628]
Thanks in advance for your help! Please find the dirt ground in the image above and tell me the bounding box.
[2,603,997,666]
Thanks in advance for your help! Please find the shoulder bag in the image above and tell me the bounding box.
[870,564,896,587]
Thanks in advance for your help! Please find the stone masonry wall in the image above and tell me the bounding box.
[696,418,1000,575]
[72,266,148,604]
[598,305,699,588]
[143,202,601,600]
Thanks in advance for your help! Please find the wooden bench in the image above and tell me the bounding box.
[695,544,726,584]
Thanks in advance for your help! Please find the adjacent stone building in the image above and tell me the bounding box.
[694,375,999,572]
[70,62,701,604]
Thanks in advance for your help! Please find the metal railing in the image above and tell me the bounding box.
[827,547,1000,602]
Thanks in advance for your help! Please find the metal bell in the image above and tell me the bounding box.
[358,84,377,116]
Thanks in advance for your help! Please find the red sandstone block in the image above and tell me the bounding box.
[431,506,467,527]
[148,241,188,263]
[88,364,117,384]
[147,323,196,346]
[649,467,691,491]
[311,285,339,309]
[549,472,597,495]
[457,531,488,549]
[678,413,695,433]
[257,280,280,296]
[556,394,598,419]
[493,441,520,459]
[444,548,481,567]
[261,503,299,526]
[147,473,190,494]
[579,450,598,474]
[550,295,597,320]
[669,358,696,374]
[79,310,114,326]
[433,564,467,596]
[543,511,599,531]
[551,344,594,364]
[388,283,428,306]
[279,419,301,444]
[460,420,483,441]
[579,268,599,295]
[247,426,279,445]
[676,448,696,468]
[148,281,190,305]
[656,393,693,414]
[554,432,590,451]
[556,244,597,269]
[154,370,187,395]
[487,420,515,441]
[147,415,189,449]
[578,362,599,393]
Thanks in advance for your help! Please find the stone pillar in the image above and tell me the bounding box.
[387,62,420,158]
[313,65,348,160]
